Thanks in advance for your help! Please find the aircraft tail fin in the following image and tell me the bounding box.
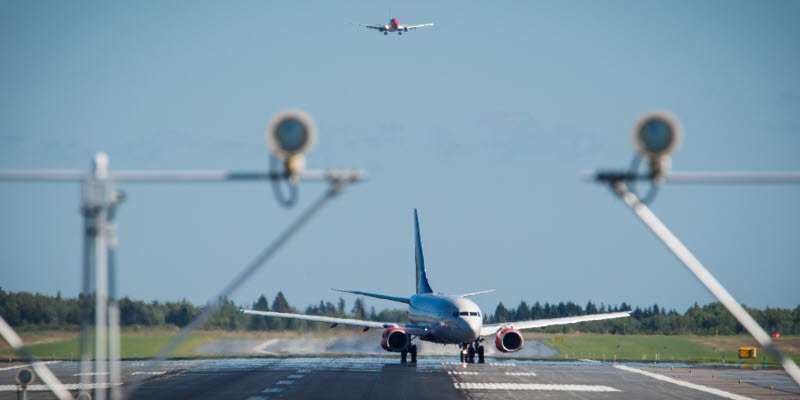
[414,209,433,294]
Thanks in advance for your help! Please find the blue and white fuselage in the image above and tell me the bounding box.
[409,293,482,344]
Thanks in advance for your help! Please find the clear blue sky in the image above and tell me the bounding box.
[1,1,799,314]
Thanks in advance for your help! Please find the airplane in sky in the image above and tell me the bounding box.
[359,18,434,36]
[241,209,630,363]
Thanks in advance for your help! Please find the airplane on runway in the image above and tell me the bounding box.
[240,209,630,363]
[359,18,434,35]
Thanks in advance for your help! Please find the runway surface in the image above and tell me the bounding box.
[1,358,798,399]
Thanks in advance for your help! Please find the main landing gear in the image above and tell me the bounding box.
[460,341,485,364]
[383,31,388,36]
[400,344,417,364]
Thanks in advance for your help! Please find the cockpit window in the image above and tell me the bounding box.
[469,312,478,316]
[459,311,469,316]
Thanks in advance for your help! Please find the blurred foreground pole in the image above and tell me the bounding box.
[107,200,123,400]
[611,181,800,386]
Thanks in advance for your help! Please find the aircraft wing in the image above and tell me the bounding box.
[479,311,631,337]
[452,289,495,297]
[360,24,384,30]
[332,289,410,304]
[239,309,430,336]
[405,23,434,30]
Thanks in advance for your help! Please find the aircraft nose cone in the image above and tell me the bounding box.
[465,319,481,342]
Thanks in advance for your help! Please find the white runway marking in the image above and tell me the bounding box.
[131,371,166,375]
[505,372,537,376]
[74,372,109,376]
[245,397,268,400]
[0,361,59,371]
[448,371,479,375]
[275,380,294,385]
[0,383,116,392]
[262,388,284,393]
[614,365,755,400]
[454,383,619,392]
[488,362,517,366]
[579,359,600,363]
[287,374,304,379]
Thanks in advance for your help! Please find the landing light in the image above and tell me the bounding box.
[632,111,682,180]
[266,110,317,176]
[633,111,682,158]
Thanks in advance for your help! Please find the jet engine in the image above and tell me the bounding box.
[495,327,524,352]
[381,327,410,352]
[403,27,409,32]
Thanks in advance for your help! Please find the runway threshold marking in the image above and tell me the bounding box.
[74,372,109,376]
[505,372,537,376]
[454,383,619,392]
[613,365,755,400]
[0,361,59,371]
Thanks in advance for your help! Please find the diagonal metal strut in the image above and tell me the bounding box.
[611,181,800,386]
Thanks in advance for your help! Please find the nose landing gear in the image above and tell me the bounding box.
[460,341,485,363]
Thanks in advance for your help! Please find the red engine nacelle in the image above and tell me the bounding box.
[381,327,410,352]
[495,327,524,352]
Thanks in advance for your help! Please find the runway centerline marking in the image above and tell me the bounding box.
[74,372,109,376]
[0,361,59,371]
[131,371,166,375]
[454,383,619,391]
[276,380,294,385]
[505,372,537,376]
[262,388,283,393]
[614,365,755,400]
[287,374,304,379]
[448,371,479,375]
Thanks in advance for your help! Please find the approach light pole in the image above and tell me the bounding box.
[0,110,366,400]
[587,111,800,386]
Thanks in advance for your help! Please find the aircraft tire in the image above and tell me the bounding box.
[477,345,485,363]
[410,344,417,364]
[468,344,476,363]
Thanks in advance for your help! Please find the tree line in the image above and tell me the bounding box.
[1,288,798,335]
